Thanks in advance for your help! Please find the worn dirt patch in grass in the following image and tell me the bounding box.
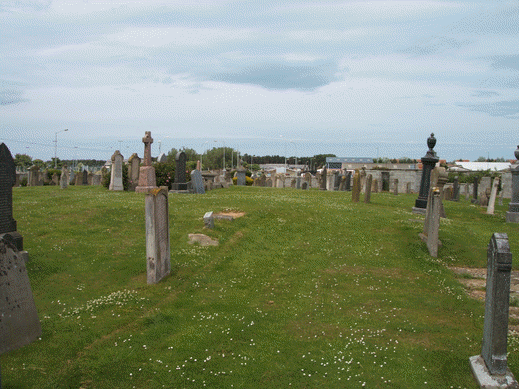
[188,234,219,246]
[214,211,246,218]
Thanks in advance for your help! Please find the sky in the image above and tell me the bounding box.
[1,0,519,162]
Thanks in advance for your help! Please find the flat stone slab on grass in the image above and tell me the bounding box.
[213,211,246,221]
[188,234,219,246]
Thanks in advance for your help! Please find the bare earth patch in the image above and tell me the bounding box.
[450,266,519,331]
[188,234,219,246]
[214,211,246,218]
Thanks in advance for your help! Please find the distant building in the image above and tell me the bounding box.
[450,161,511,172]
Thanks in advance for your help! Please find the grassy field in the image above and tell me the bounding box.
[2,185,519,388]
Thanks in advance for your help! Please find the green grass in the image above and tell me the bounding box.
[2,185,518,388]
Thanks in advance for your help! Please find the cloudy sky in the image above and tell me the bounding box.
[1,0,518,162]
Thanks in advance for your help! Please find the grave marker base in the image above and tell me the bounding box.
[470,355,518,389]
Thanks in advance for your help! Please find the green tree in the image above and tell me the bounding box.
[476,156,486,162]
[32,159,46,169]
[14,153,32,170]
[312,154,336,168]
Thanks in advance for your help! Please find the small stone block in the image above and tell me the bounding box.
[470,355,519,389]
[204,211,214,229]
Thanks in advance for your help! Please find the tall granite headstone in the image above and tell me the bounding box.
[28,165,39,187]
[470,233,518,388]
[420,189,441,257]
[172,151,187,191]
[236,167,246,186]
[82,169,88,185]
[393,179,399,195]
[506,146,519,223]
[345,172,352,191]
[0,144,25,253]
[145,187,171,284]
[135,132,157,193]
[452,176,460,201]
[413,133,439,214]
[109,150,124,191]
[472,176,479,204]
[333,171,340,191]
[191,169,206,194]
[352,171,361,203]
[320,166,327,190]
[486,178,500,215]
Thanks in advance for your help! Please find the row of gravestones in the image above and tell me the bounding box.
[15,167,103,187]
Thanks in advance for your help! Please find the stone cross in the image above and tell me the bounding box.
[470,233,518,388]
[145,187,171,284]
[142,131,153,166]
[506,145,519,223]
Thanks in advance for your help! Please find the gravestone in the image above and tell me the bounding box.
[145,187,171,284]
[301,182,308,190]
[157,153,167,163]
[127,153,141,191]
[82,169,88,185]
[470,233,518,388]
[0,143,25,254]
[296,172,301,189]
[486,178,500,215]
[51,172,59,186]
[339,175,346,191]
[480,187,491,207]
[109,150,124,191]
[75,170,83,186]
[452,176,460,201]
[320,167,327,190]
[87,171,94,185]
[93,172,102,186]
[364,174,373,203]
[291,178,296,188]
[444,186,453,201]
[406,182,412,194]
[472,176,479,204]
[393,179,399,195]
[464,183,471,201]
[60,166,69,189]
[236,168,246,186]
[204,211,214,229]
[266,178,272,187]
[352,171,361,203]
[172,151,187,191]
[333,171,340,191]
[372,178,378,193]
[0,235,42,362]
[345,171,352,191]
[42,170,50,185]
[360,168,367,193]
[191,169,205,194]
[135,132,157,193]
[28,165,39,187]
[413,133,439,214]
[506,146,519,223]
[420,189,441,257]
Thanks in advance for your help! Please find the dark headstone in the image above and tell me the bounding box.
[333,171,340,191]
[0,144,23,252]
[452,176,459,201]
[0,234,41,355]
[191,170,205,194]
[470,233,518,388]
[173,151,187,190]
[506,146,519,223]
[320,166,327,190]
[302,182,308,190]
[472,176,479,204]
[345,172,351,191]
[82,169,88,185]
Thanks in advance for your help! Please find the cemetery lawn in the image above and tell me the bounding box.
[4,185,519,388]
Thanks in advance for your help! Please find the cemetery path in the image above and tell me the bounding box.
[450,266,519,332]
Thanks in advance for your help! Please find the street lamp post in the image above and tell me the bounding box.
[201,141,209,170]
[54,129,68,168]
[158,136,170,155]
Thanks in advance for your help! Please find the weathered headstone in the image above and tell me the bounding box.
[74,170,83,186]
[372,178,378,193]
[406,182,412,194]
[360,168,367,193]
[109,150,124,191]
[345,172,352,191]
[444,186,453,201]
[87,171,94,185]
[60,166,69,189]
[452,176,460,201]
[393,179,399,195]
[472,176,479,204]
[82,169,88,185]
[204,211,214,229]
[290,178,296,188]
[0,235,42,363]
[470,233,518,388]
[157,153,167,164]
[464,183,471,201]
[191,169,205,194]
[420,189,441,257]
[0,144,25,255]
[266,178,272,187]
[364,174,372,203]
[145,187,171,284]
[320,166,327,190]
[236,168,246,186]
[93,172,102,186]
[301,182,308,190]
[352,171,361,203]
[28,165,39,187]
[413,133,439,214]
[486,178,500,215]
[135,132,157,193]
[480,187,491,207]
[506,146,519,223]
[127,153,141,191]
[333,171,340,191]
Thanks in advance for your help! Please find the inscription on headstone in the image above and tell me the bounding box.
[0,235,41,355]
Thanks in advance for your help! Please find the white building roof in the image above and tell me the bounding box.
[453,162,511,172]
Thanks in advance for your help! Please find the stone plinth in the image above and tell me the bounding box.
[135,166,156,193]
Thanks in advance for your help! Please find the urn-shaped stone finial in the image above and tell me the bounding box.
[514,145,519,160]
[427,133,436,152]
